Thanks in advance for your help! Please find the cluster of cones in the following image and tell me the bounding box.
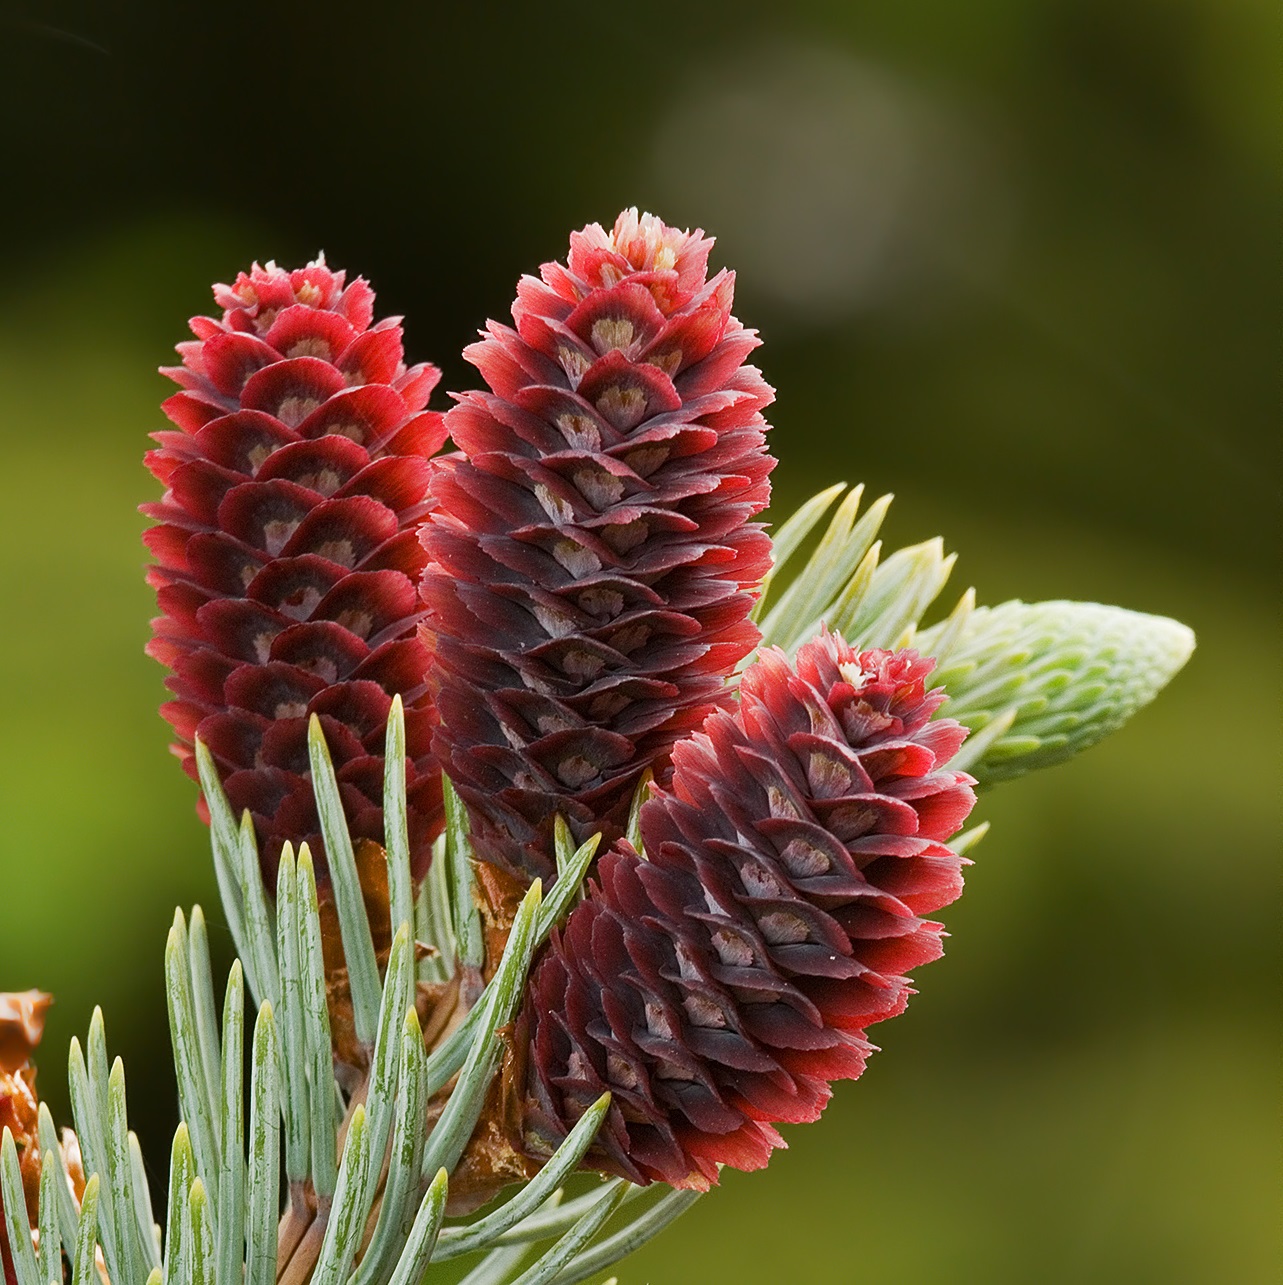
[143,213,977,1194]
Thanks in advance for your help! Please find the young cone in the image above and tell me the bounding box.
[522,635,976,1188]
[421,210,775,880]
[143,259,447,882]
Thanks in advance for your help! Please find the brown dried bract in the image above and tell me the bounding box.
[0,992,50,1075]
[435,860,544,1212]
[322,964,367,1083]
[473,862,527,984]
[0,1065,39,1220]
[0,992,50,1277]
[441,1023,537,1216]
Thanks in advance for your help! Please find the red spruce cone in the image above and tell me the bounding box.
[143,259,447,882]
[420,210,775,881]
[521,635,977,1189]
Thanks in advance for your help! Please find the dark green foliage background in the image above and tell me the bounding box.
[0,2,1276,1280]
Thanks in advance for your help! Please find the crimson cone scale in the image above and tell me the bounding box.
[521,635,977,1189]
[420,211,775,881]
[143,259,447,882]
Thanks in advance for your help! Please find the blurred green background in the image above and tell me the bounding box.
[0,1,1276,1281]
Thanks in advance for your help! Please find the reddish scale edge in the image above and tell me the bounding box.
[420,210,775,881]
[143,258,448,883]
[521,634,977,1189]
